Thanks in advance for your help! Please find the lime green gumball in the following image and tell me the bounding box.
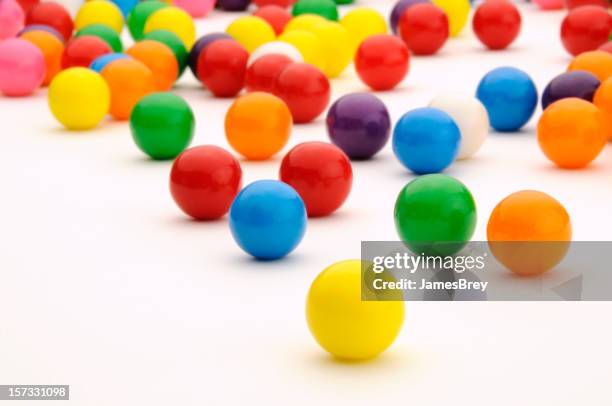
[75,24,123,52]
[292,0,339,21]
[143,29,189,76]
[128,0,169,41]
[130,92,195,160]
[394,174,477,256]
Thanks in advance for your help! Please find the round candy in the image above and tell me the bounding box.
[284,13,325,32]
[127,40,178,91]
[431,0,469,37]
[429,93,489,160]
[0,38,45,96]
[0,0,25,40]
[306,260,404,360]
[389,0,429,34]
[567,50,612,82]
[75,24,123,52]
[541,71,600,109]
[130,92,195,160]
[170,146,243,220]
[197,39,248,97]
[599,42,612,53]
[278,29,326,72]
[326,93,391,160]
[144,7,196,48]
[309,21,351,78]
[25,2,74,41]
[537,98,607,168]
[399,3,449,55]
[246,54,293,93]
[226,15,276,53]
[393,107,460,174]
[19,24,64,42]
[20,30,64,86]
[476,67,538,132]
[101,58,156,120]
[566,0,609,8]
[560,6,612,56]
[487,191,572,276]
[48,67,110,130]
[189,33,231,78]
[340,7,388,52]
[594,77,612,140]
[254,0,295,6]
[173,0,215,17]
[532,0,564,9]
[111,0,138,18]
[292,0,338,21]
[394,174,477,256]
[62,36,112,69]
[90,53,128,72]
[229,180,307,260]
[248,41,303,66]
[144,29,189,75]
[75,0,124,34]
[225,92,292,160]
[355,34,409,91]
[127,1,168,41]
[280,142,352,217]
[15,0,38,15]
[217,0,251,11]
[274,62,331,124]
[253,5,292,35]
[472,0,521,50]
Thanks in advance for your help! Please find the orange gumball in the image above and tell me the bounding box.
[126,40,178,91]
[567,50,612,82]
[101,59,156,120]
[593,77,612,140]
[487,190,572,276]
[225,92,292,160]
[20,30,64,86]
[537,98,607,168]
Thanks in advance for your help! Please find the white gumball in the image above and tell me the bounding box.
[247,41,304,67]
[429,93,489,160]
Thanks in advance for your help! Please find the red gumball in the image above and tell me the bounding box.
[561,5,612,56]
[566,0,609,9]
[273,62,331,124]
[170,145,243,220]
[355,34,409,91]
[246,54,293,93]
[253,5,292,35]
[253,0,296,7]
[16,0,39,14]
[197,39,249,98]
[599,41,612,53]
[473,0,521,50]
[280,142,352,217]
[62,36,112,69]
[26,2,74,42]
[398,3,449,55]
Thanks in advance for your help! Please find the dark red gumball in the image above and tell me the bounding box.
[561,5,612,56]
[398,3,449,55]
[26,2,74,42]
[355,34,409,91]
[170,145,243,220]
[253,0,296,7]
[253,5,292,35]
[566,0,609,9]
[473,0,521,50]
[273,62,331,124]
[62,36,112,69]
[280,142,352,217]
[246,54,293,93]
[197,39,249,98]
[16,0,39,14]
[599,41,612,53]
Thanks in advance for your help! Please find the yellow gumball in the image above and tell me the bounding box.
[284,14,326,33]
[278,29,326,73]
[432,0,470,37]
[309,21,351,78]
[226,16,276,53]
[48,68,110,131]
[340,7,388,52]
[306,260,405,360]
[144,7,196,49]
[75,0,124,34]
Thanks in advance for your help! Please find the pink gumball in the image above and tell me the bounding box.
[0,38,45,96]
[174,0,216,18]
[533,0,564,9]
[0,0,25,39]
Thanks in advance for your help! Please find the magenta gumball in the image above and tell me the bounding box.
[174,0,216,17]
[0,38,45,96]
[0,0,25,40]
[533,0,564,9]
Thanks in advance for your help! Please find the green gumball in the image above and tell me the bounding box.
[75,24,123,52]
[127,0,168,41]
[143,29,189,75]
[292,0,339,21]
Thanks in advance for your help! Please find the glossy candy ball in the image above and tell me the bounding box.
[560,6,612,56]
[278,29,326,72]
[248,41,303,66]
[130,92,194,160]
[127,40,178,91]
[393,107,460,174]
[217,0,251,11]
[19,24,64,42]
[326,93,391,160]
[566,0,609,8]
[541,71,600,109]
[254,0,295,6]
[476,67,538,132]
[20,30,64,86]
[274,62,331,123]
[75,0,124,34]
[127,1,168,41]
[306,260,404,360]
[253,5,292,35]
[340,7,388,52]
[0,0,25,40]
[389,0,429,34]
[26,2,73,41]
[394,174,477,256]
[473,0,521,50]
[62,36,112,69]
[280,142,353,217]
[226,16,276,53]
[48,67,110,130]
[246,54,293,93]
[0,38,45,96]
[197,39,248,97]
[599,42,612,53]
[75,24,123,52]
[229,180,307,260]
[594,77,612,140]
[144,7,196,48]
[112,0,138,18]
[399,3,449,55]
[144,30,189,75]
[284,13,326,32]
[537,98,607,168]
[307,21,351,78]
[189,33,231,79]
[174,0,216,18]
[102,58,156,120]
[170,146,243,220]
[90,53,128,72]
[432,0,469,37]
[292,0,338,21]
[567,50,612,83]
[225,92,292,160]
[355,34,409,91]
[533,0,564,9]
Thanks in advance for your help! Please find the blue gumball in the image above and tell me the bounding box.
[392,107,460,175]
[476,66,538,132]
[90,53,129,73]
[111,0,138,17]
[229,180,307,260]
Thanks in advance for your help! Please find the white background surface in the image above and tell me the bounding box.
[2,1,612,405]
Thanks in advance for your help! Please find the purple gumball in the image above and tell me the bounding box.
[217,0,250,11]
[541,71,601,109]
[189,32,232,78]
[19,24,65,42]
[389,0,430,34]
[326,93,391,160]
